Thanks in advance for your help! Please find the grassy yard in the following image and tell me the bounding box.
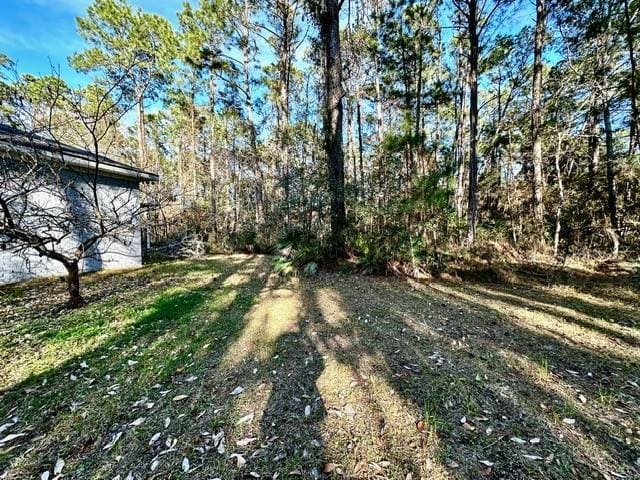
[1,255,639,479]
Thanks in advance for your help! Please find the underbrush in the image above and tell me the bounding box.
[271,242,324,277]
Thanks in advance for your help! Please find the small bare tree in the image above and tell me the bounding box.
[0,61,152,307]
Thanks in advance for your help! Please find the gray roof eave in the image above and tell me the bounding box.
[0,142,159,183]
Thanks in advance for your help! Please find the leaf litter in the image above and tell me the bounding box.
[1,255,638,479]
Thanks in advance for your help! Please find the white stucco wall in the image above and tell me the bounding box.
[0,169,143,285]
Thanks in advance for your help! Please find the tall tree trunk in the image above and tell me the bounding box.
[242,0,263,225]
[623,0,640,153]
[209,77,218,238]
[347,97,357,184]
[603,96,619,255]
[136,95,147,169]
[454,43,468,220]
[191,92,198,201]
[415,38,423,169]
[319,0,346,257]
[276,0,293,230]
[177,137,184,208]
[373,56,385,143]
[372,0,385,145]
[434,30,443,167]
[531,0,546,243]
[467,0,479,245]
[356,91,364,192]
[243,0,256,151]
[588,105,600,191]
[553,134,565,256]
[65,261,84,308]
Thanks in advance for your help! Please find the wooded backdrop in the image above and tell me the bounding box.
[1,0,639,270]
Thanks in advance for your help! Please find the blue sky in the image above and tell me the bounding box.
[0,0,188,87]
[2,0,538,87]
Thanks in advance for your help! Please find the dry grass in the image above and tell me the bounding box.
[0,255,638,479]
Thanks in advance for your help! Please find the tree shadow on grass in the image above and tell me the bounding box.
[256,330,327,477]
[3,262,638,479]
[298,282,431,479]
[0,257,236,347]
[455,283,640,348]
[91,274,331,480]
[299,274,639,479]
[0,255,269,479]
[467,275,639,324]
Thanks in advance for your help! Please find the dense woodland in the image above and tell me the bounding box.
[1,0,639,272]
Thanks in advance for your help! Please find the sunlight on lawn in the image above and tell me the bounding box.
[1,256,638,479]
[310,286,450,479]
[427,282,640,362]
[0,268,223,391]
[222,277,303,366]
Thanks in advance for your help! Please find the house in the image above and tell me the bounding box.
[0,124,159,284]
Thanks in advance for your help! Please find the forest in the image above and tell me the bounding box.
[1,0,638,271]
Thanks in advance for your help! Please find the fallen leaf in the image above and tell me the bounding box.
[40,471,49,480]
[54,458,65,475]
[230,386,244,396]
[0,421,16,434]
[523,455,544,460]
[237,413,254,425]
[149,432,161,445]
[0,433,26,445]
[182,457,190,473]
[150,459,160,471]
[530,437,540,444]
[479,460,494,467]
[323,463,337,473]
[562,418,576,425]
[230,453,246,467]
[172,394,189,402]
[215,433,226,454]
[304,405,311,417]
[129,417,145,427]
[236,437,257,446]
[510,437,526,445]
[165,437,177,449]
[103,431,123,451]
